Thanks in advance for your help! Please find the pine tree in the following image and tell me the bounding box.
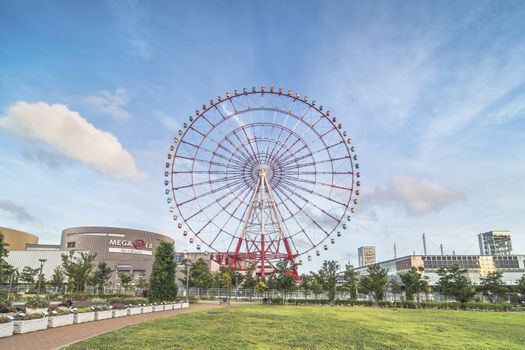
[149,241,177,302]
[91,262,113,294]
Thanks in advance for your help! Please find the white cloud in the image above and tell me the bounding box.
[84,87,131,121]
[0,101,146,181]
[153,110,179,131]
[364,176,466,217]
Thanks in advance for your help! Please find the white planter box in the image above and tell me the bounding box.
[95,310,113,320]
[13,318,48,334]
[0,322,14,338]
[164,304,174,311]
[26,307,48,315]
[48,314,74,328]
[174,303,182,309]
[181,302,189,308]
[128,307,142,316]
[153,305,164,312]
[112,309,128,318]
[141,306,153,313]
[74,312,95,324]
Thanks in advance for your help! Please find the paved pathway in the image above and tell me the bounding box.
[0,304,226,350]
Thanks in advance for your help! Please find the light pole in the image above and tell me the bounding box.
[36,258,47,298]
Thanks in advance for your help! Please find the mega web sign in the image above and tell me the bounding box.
[108,239,153,255]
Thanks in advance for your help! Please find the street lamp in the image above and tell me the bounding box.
[36,259,47,298]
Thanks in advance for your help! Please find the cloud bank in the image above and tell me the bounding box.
[0,101,146,181]
[84,87,131,121]
[364,176,466,217]
[0,200,37,223]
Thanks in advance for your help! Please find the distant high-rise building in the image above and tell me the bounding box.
[478,230,512,256]
[358,246,376,267]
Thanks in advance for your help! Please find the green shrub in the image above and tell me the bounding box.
[16,313,45,320]
[25,297,49,309]
[0,316,11,324]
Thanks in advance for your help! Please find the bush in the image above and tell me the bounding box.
[51,308,70,316]
[75,307,95,314]
[0,300,15,313]
[110,303,127,310]
[0,316,11,324]
[25,297,49,309]
[16,313,45,320]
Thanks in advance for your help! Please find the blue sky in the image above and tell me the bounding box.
[0,0,524,270]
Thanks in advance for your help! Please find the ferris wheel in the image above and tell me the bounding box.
[164,86,360,281]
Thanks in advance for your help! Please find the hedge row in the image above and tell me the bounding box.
[264,298,523,312]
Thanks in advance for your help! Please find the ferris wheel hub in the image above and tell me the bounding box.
[252,163,273,181]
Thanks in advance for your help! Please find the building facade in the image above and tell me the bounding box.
[0,227,39,251]
[61,226,174,283]
[352,254,525,286]
[478,230,512,256]
[358,246,376,267]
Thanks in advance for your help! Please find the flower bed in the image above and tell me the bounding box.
[13,315,48,334]
[141,305,153,313]
[95,309,113,320]
[128,306,142,316]
[48,313,74,328]
[74,309,96,324]
[112,309,128,318]
[0,317,14,338]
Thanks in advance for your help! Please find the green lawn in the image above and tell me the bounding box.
[65,305,525,350]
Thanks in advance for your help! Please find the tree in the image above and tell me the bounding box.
[272,261,297,300]
[214,266,233,290]
[400,267,429,301]
[300,274,313,301]
[0,232,10,283]
[118,272,132,292]
[343,265,359,299]
[317,260,340,303]
[389,279,402,302]
[136,272,148,292]
[310,273,324,299]
[20,266,39,285]
[91,262,113,295]
[149,241,177,302]
[242,264,257,290]
[255,279,267,296]
[517,275,525,296]
[480,271,507,302]
[49,266,66,292]
[189,258,214,292]
[438,265,476,303]
[359,264,389,301]
[61,251,96,292]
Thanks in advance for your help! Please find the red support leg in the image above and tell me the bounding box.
[230,237,243,270]
[283,238,300,282]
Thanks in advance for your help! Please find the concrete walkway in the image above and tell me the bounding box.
[0,304,226,350]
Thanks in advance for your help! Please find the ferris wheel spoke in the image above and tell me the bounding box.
[279,182,340,224]
[282,171,352,175]
[279,179,347,207]
[273,185,330,236]
[180,139,246,168]
[173,174,244,191]
[282,155,350,170]
[280,140,345,167]
[175,154,240,169]
[178,177,248,207]
[208,185,255,246]
[190,126,250,165]
[282,176,353,192]
[187,179,251,225]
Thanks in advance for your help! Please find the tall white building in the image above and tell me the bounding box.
[478,230,512,256]
[358,246,376,267]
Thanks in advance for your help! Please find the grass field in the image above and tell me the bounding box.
[65,305,525,350]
